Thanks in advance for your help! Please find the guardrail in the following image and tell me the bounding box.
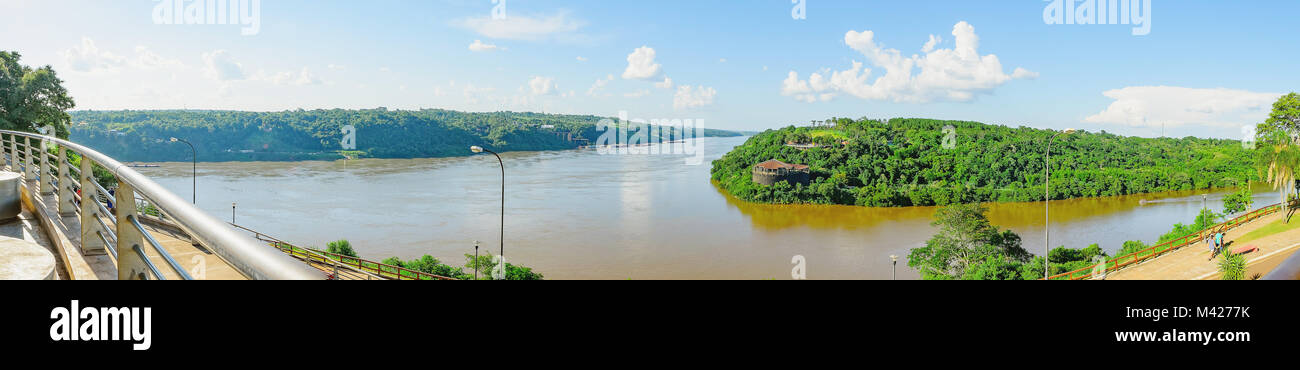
[229,223,458,281]
[0,129,323,280]
[1046,202,1284,280]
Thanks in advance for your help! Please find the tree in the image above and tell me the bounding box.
[1256,93,1300,215]
[0,52,75,138]
[461,254,544,280]
[325,239,357,257]
[907,203,1030,279]
[1222,186,1253,215]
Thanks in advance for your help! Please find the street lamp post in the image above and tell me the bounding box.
[170,137,196,204]
[889,255,897,281]
[1045,128,1076,279]
[473,240,480,280]
[231,202,236,224]
[470,146,506,261]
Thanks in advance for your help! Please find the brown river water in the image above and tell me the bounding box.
[135,136,1280,280]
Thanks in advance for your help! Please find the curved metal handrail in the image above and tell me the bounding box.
[0,129,323,280]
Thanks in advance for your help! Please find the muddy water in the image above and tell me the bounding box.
[135,136,1279,279]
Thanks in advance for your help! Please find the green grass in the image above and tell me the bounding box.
[1236,217,1300,245]
[808,130,847,140]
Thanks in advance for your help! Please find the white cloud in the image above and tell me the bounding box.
[463,84,496,104]
[1083,86,1280,129]
[327,64,346,71]
[624,89,651,98]
[62,37,126,72]
[132,46,183,70]
[468,40,500,52]
[622,46,663,80]
[529,76,558,96]
[921,34,942,53]
[587,74,614,97]
[782,21,1034,104]
[673,85,716,110]
[576,56,588,62]
[719,58,727,63]
[1011,67,1039,80]
[267,67,323,86]
[654,77,674,89]
[201,50,246,81]
[452,11,584,41]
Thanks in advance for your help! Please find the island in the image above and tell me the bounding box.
[710,118,1256,207]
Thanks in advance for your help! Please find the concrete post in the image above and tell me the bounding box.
[1,134,8,170]
[39,137,52,195]
[8,135,16,174]
[115,182,150,280]
[79,158,107,255]
[23,137,35,179]
[56,148,75,216]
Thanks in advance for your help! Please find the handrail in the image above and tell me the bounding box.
[228,223,458,281]
[1047,202,1284,280]
[131,245,166,280]
[129,215,193,280]
[1,129,323,280]
[223,223,384,280]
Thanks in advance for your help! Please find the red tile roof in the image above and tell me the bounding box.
[755,160,809,171]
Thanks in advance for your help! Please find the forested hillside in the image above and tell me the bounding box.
[67,109,742,162]
[711,118,1256,207]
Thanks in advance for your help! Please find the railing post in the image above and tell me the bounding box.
[23,136,35,179]
[38,136,52,195]
[1,134,8,169]
[115,182,150,280]
[56,148,75,216]
[8,135,17,174]
[78,158,107,255]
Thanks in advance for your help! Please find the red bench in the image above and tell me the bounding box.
[1231,245,1260,255]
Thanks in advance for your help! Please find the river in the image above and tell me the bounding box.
[135,136,1281,280]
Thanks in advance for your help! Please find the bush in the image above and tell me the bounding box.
[325,240,357,258]
[1218,252,1247,281]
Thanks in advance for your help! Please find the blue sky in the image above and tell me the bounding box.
[2,0,1297,138]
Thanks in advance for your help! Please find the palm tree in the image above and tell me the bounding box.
[1257,93,1300,220]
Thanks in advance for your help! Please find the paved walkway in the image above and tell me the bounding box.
[135,221,248,280]
[1108,211,1300,280]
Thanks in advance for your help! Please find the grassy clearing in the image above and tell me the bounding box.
[808,130,847,140]
[1236,217,1300,245]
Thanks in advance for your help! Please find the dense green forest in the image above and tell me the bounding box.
[711,118,1256,207]
[67,109,742,162]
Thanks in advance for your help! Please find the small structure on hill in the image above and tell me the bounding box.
[752,160,811,186]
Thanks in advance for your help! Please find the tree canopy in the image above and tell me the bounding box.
[0,51,75,137]
[67,109,742,162]
[712,118,1256,207]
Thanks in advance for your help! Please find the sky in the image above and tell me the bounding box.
[2,0,1297,139]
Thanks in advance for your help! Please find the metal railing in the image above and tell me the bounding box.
[0,129,323,280]
[229,223,458,281]
[1046,202,1284,280]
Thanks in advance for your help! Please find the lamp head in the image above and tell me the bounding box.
[470,146,484,153]
[170,137,179,142]
[890,254,898,262]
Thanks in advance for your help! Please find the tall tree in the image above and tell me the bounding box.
[1256,93,1300,214]
[0,51,75,138]
[907,203,1029,279]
